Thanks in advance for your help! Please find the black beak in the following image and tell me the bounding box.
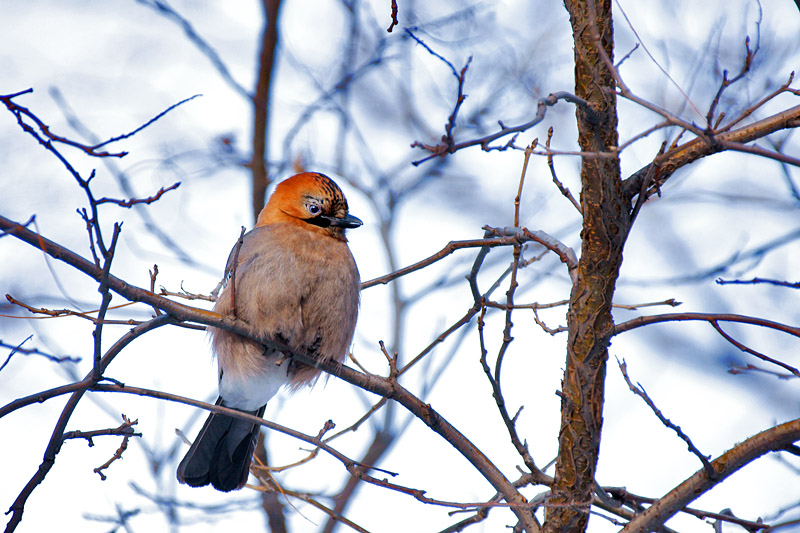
[307,213,363,229]
[326,213,363,229]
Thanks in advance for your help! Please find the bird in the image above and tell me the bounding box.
[177,172,361,492]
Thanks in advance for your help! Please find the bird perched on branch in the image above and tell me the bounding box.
[177,172,361,492]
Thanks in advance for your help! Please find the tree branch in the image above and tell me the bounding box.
[622,104,800,205]
[4,314,175,533]
[0,213,539,533]
[621,418,800,533]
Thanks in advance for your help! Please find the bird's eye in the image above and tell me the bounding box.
[307,204,321,215]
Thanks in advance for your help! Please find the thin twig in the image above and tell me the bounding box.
[95,182,181,208]
[545,127,582,214]
[386,0,398,32]
[716,277,800,288]
[711,321,800,378]
[620,418,800,532]
[4,295,141,324]
[412,91,597,165]
[0,336,33,373]
[134,0,251,99]
[617,359,716,479]
[3,315,175,532]
[92,223,121,381]
[614,312,800,377]
[0,338,80,372]
[0,89,199,157]
[361,236,524,289]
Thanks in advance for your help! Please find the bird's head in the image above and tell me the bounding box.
[256,172,362,239]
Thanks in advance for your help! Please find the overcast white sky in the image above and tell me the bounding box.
[2,1,800,532]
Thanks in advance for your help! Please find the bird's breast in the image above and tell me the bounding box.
[214,224,359,379]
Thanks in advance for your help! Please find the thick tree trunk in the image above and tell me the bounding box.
[544,2,629,531]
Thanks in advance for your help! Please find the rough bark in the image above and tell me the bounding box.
[544,1,629,531]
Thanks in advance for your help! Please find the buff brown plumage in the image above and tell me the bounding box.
[177,172,361,492]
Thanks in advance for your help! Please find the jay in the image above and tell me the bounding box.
[177,172,361,492]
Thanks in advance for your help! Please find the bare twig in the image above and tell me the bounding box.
[478,307,546,481]
[614,312,800,377]
[412,91,597,165]
[88,94,201,153]
[398,306,479,376]
[95,182,181,208]
[617,359,716,479]
[63,415,141,481]
[387,0,398,32]
[92,223,121,381]
[159,285,216,302]
[611,298,681,311]
[545,127,582,214]
[324,398,388,442]
[322,430,394,533]
[515,142,535,227]
[0,338,80,372]
[710,321,799,378]
[606,488,768,531]
[0,89,199,157]
[477,154,550,482]
[612,0,704,121]
[5,295,139,325]
[48,87,202,268]
[4,314,176,532]
[705,37,756,129]
[717,72,798,134]
[484,226,578,283]
[250,472,371,533]
[361,235,525,289]
[406,28,472,161]
[615,312,800,338]
[0,336,34,373]
[61,415,141,445]
[728,363,795,380]
[718,139,800,167]
[621,418,800,533]
[99,381,545,514]
[279,44,387,176]
[134,0,251,99]
[716,277,800,288]
[532,308,567,336]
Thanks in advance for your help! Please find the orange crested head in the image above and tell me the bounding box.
[256,172,362,239]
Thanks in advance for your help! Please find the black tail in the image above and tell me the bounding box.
[177,398,266,492]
